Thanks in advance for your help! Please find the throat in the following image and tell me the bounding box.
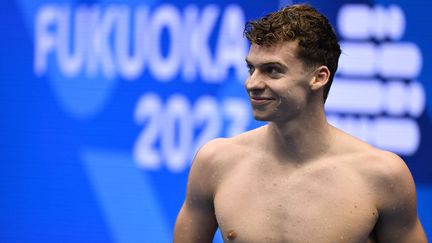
[265,122,332,163]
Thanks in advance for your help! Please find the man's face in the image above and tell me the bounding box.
[245,41,315,122]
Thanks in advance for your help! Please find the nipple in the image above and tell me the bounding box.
[226,230,237,241]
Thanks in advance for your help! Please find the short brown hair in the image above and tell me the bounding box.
[244,4,341,102]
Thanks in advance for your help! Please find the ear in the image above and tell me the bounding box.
[310,66,330,91]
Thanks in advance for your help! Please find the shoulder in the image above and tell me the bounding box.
[331,126,412,184]
[341,141,418,218]
[188,126,264,195]
[193,125,264,167]
[344,141,426,240]
[339,134,415,201]
[331,126,416,209]
[363,150,416,209]
[350,146,414,196]
[367,150,412,182]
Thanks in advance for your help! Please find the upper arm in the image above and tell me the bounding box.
[374,152,427,242]
[174,203,218,243]
[174,140,223,243]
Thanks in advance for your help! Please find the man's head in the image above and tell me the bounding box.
[244,4,341,102]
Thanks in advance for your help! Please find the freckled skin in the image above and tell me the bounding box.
[173,41,427,243]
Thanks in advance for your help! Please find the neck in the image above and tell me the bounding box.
[265,102,332,164]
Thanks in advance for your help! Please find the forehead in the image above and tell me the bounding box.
[246,41,300,65]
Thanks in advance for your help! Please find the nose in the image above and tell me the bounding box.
[245,73,266,92]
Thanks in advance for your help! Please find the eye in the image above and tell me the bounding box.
[264,65,283,77]
[247,64,255,75]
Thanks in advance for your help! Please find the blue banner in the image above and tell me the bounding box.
[0,0,430,242]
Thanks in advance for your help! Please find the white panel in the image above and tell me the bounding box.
[328,115,420,156]
[337,4,370,39]
[339,42,376,76]
[408,81,426,117]
[384,81,406,116]
[370,5,386,40]
[373,118,420,155]
[326,78,382,114]
[386,5,405,40]
[378,43,422,79]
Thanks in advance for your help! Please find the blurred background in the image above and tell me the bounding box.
[0,0,430,242]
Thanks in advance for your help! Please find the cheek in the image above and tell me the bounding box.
[282,87,300,100]
[279,87,308,107]
[285,88,293,95]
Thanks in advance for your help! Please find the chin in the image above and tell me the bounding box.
[252,112,272,121]
[253,110,293,123]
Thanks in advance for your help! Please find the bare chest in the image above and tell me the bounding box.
[214,162,378,243]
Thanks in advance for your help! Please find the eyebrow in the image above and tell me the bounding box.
[245,58,288,71]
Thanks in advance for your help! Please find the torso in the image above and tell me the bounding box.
[212,126,382,242]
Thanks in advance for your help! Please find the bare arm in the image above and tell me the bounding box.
[374,153,427,242]
[174,141,221,243]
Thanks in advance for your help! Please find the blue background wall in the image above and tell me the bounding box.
[0,0,430,242]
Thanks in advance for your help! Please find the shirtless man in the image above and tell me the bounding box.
[174,4,427,242]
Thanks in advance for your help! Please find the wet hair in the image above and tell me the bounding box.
[244,4,341,102]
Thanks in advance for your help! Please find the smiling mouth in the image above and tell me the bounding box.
[250,97,275,105]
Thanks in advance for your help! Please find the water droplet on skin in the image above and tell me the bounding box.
[227,230,237,240]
